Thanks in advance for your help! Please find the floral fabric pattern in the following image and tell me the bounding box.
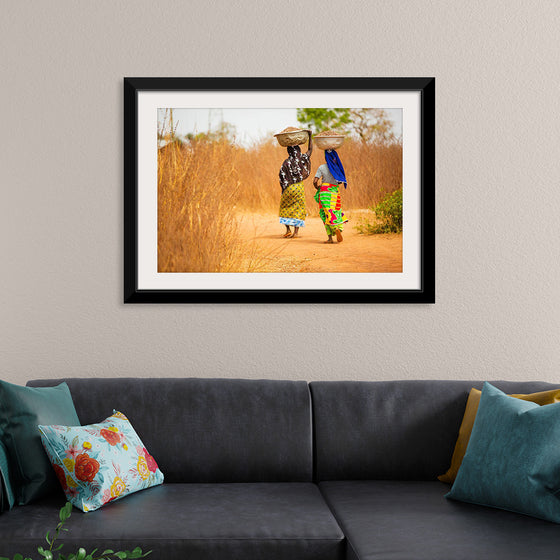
[39,411,164,512]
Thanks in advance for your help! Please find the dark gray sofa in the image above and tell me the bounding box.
[1,378,559,560]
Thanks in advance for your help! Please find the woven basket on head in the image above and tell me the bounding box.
[274,127,309,147]
[314,130,345,150]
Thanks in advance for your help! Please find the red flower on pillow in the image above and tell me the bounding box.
[74,453,100,482]
[143,447,159,473]
[100,428,121,446]
[53,464,68,492]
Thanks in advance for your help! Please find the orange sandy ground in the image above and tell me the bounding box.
[237,210,402,273]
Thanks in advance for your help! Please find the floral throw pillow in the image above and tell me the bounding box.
[38,411,164,512]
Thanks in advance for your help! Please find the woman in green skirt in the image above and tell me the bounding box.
[313,148,348,243]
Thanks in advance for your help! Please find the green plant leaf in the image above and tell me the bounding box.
[54,545,64,552]
[14,554,23,560]
[114,552,127,560]
[100,552,114,556]
[41,550,53,560]
[59,502,72,522]
[75,549,86,560]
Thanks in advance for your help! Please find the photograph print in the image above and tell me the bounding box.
[124,78,434,303]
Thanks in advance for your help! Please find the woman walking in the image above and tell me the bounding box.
[313,147,348,243]
[278,130,313,238]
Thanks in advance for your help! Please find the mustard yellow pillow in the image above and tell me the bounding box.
[438,387,560,484]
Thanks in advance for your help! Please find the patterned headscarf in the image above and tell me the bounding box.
[279,145,311,192]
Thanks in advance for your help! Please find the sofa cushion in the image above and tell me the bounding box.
[310,380,560,480]
[438,386,560,483]
[0,380,80,504]
[320,480,560,560]
[0,439,15,510]
[27,378,313,483]
[0,483,344,560]
[39,411,164,512]
[446,382,560,523]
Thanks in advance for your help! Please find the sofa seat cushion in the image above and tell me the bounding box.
[0,483,344,560]
[319,481,560,560]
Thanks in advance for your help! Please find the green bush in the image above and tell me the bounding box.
[356,188,402,234]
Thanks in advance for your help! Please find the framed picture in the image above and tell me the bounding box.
[124,77,434,303]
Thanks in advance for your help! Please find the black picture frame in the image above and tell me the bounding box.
[124,77,435,303]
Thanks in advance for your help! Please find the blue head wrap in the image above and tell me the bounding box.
[325,150,347,188]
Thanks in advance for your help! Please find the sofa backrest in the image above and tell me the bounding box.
[27,378,313,483]
[310,380,560,481]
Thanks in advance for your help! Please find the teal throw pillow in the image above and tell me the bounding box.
[446,381,560,523]
[39,411,164,512]
[0,380,80,504]
[0,439,15,511]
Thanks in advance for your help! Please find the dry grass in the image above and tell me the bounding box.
[158,140,244,272]
[158,137,402,272]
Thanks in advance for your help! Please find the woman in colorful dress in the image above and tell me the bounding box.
[313,148,348,243]
[278,131,313,238]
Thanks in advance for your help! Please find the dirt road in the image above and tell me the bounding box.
[237,211,402,273]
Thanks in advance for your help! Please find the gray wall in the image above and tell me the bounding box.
[3,1,560,384]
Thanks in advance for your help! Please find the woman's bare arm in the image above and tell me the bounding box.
[305,130,313,157]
